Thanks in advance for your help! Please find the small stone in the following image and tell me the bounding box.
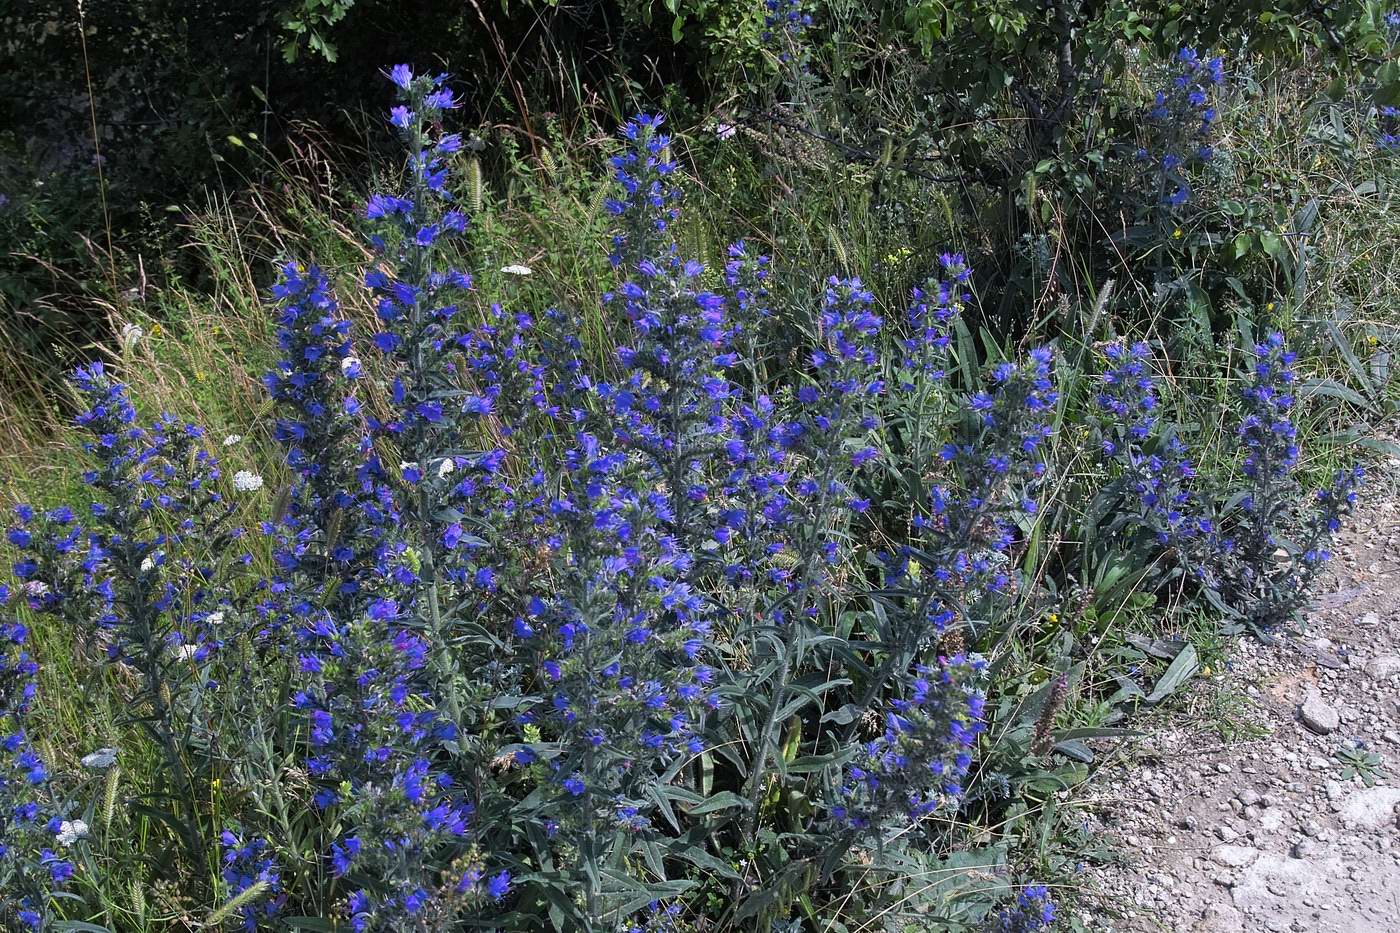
[1239,788,1263,807]
[1336,787,1400,830]
[1213,845,1260,868]
[1365,656,1400,679]
[1300,689,1341,734]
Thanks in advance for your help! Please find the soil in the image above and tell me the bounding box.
[1080,487,1400,932]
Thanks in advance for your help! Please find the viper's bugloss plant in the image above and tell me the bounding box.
[216,829,285,931]
[7,361,251,861]
[829,654,986,832]
[0,589,77,930]
[1223,334,1363,631]
[1096,334,1361,633]
[1094,341,1220,578]
[862,343,1055,729]
[263,251,494,928]
[762,0,814,67]
[990,883,1057,931]
[4,55,1373,932]
[1140,46,1225,208]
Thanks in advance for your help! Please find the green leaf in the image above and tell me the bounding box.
[1259,230,1284,261]
[1323,318,1376,398]
[1051,739,1094,762]
[1297,378,1373,411]
[1145,644,1199,705]
[683,791,746,816]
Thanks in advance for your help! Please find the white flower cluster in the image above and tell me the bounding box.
[81,747,118,770]
[56,819,90,846]
[232,470,264,493]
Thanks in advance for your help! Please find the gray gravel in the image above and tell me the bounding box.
[1077,490,1400,932]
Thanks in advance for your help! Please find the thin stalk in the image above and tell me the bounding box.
[740,438,840,839]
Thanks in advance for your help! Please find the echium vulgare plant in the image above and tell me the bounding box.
[7,361,250,856]
[2,68,1092,928]
[828,654,986,835]
[362,63,508,729]
[0,585,78,930]
[736,274,887,834]
[1224,333,1363,631]
[992,884,1058,932]
[1095,334,1361,633]
[262,257,505,928]
[500,112,725,925]
[1092,340,1222,581]
[1139,46,1224,208]
[858,345,1057,724]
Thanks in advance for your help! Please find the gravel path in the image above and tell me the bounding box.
[1083,495,1400,932]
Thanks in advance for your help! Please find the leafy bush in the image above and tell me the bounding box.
[1094,336,1363,634]
[0,38,1379,933]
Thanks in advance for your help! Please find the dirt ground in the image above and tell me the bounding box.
[1081,489,1400,932]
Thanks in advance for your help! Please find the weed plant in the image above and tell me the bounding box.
[1,30,1393,933]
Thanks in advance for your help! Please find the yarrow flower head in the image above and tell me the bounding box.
[232,471,264,493]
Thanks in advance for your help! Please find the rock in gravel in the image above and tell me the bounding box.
[1292,839,1319,859]
[1364,655,1400,679]
[1299,689,1341,734]
[1231,854,1347,910]
[1212,845,1260,868]
[1336,787,1400,830]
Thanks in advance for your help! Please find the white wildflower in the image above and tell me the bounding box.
[176,644,199,661]
[56,819,89,846]
[119,323,144,349]
[232,471,264,493]
[715,122,737,140]
[223,434,243,447]
[341,356,363,378]
[81,748,118,770]
[437,458,456,479]
[23,581,49,598]
[500,264,533,277]
[140,555,156,573]
[206,610,225,626]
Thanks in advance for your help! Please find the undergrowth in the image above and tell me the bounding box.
[2,13,1400,933]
